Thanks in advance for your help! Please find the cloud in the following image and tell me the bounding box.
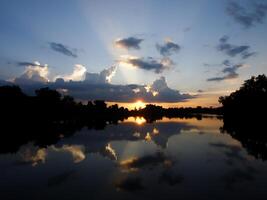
[115,177,145,191]
[115,37,143,50]
[56,65,116,84]
[9,62,193,103]
[53,76,192,102]
[85,66,116,84]
[209,142,245,163]
[119,56,172,73]
[49,42,78,58]
[19,144,85,165]
[158,170,184,186]
[52,145,85,163]
[105,143,118,160]
[11,68,193,102]
[57,64,87,82]
[48,170,75,187]
[156,40,180,56]
[17,61,46,68]
[119,152,166,170]
[14,61,49,84]
[217,35,255,59]
[184,27,191,32]
[20,146,47,166]
[226,1,267,28]
[207,61,245,82]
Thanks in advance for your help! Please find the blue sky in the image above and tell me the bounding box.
[0,0,267,106]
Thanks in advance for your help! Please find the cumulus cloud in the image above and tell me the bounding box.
[55,76,192,102]
[119,56,172,73]
[85,66,116,84]
[14,61,49,84]
[156,40,180,56]
[49,42,78,58]
[8,62,192,103]
[217,35,255,59]
[115,37,143,50]
[55,65,116,84]
[58,64,87,82]
[11,72,193,102]
[19,144,85,165]
[207,61,245,82]
[226,1,267,28]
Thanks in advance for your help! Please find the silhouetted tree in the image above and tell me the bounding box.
[219,74,267,116]
[220,74,267,160]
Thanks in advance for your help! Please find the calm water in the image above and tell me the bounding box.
[1,116,267,200]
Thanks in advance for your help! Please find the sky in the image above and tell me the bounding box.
[0,0,267,107]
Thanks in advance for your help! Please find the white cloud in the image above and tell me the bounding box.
[14,61,49,84]
[84,66,116,84]
[59,64,87,81]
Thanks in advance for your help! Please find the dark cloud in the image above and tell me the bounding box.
[8,66,194,103]
[222,59,231,66]
[120,152,166,170]
[7,63,193,103]
[158,170,184,186]
[49,42,78,58]
[222,168,255,189]
[209,142,244,162]
[54,76,193,102]
[242,51,257,59]
[120,56,172,73]
[115,37,143,50]
[217,35,255,59]
[207,62,245,82]
[183,27,191,32]
[115,177,145,191]
[48,170,76,187]
[226,1,267,28]
[17,61,46,68]
[156,40,180,56]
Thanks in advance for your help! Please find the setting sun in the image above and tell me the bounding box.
[133,100,146,109]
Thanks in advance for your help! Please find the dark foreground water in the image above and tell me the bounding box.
[1,116,267,200]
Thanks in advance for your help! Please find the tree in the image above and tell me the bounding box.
[35,87,61,102]
[219,74,267,116]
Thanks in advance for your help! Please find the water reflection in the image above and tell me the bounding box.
[1,116,267,200]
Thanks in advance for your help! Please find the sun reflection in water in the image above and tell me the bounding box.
[152,128,159,135]
[135,117,146,125]
[145,132,152,141]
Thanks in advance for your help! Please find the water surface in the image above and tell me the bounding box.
[1,116,267,200]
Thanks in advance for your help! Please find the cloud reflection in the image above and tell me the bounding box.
[19,144,86,165]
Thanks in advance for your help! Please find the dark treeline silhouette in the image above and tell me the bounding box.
[0,86,129,153]
[1,74,266,158]
[131,104,221,122]
[0,85,220,153]
[220,74,267,160]
[219,74,267,117]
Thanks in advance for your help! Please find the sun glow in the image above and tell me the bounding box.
[134,100,146,109]
[135,117,146,125]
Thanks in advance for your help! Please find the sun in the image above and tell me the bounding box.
[134,100,146,109]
